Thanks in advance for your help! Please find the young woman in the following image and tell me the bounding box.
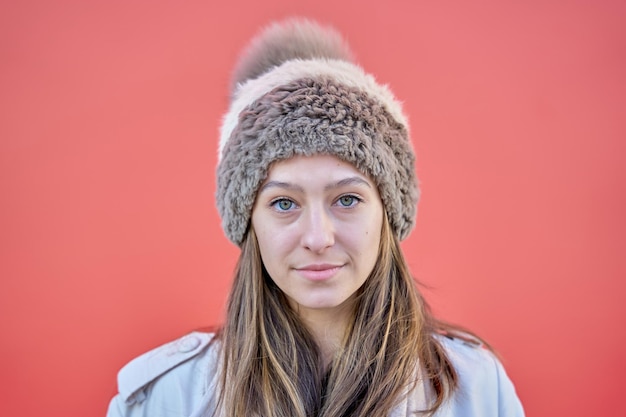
[107,19,524,417]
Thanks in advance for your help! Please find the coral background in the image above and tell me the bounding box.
[1,0,624,416]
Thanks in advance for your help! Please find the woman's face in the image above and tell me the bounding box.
[251,155,384,317]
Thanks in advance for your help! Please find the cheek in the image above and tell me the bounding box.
[363,229,382,262]
[358,213,383,269]
[255,225,292,273]
[256,230,276,262]
[344,221,381,264]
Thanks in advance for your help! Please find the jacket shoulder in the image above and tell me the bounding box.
[116,331,217,406]
[436,335,525,416]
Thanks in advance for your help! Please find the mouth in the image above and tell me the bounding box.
[294,264,343,281]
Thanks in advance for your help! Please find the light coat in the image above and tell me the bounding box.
[106,332,525,417]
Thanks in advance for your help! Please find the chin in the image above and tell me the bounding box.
[295,294,354,312]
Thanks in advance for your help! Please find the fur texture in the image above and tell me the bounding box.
[219,58,410,161]
[217,19,419,245]
[218,78,419,245]
[230,18,354,94]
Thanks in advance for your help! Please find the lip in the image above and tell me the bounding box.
[294,264,343,281]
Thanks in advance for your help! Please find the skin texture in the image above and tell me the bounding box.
[251,155,384,363]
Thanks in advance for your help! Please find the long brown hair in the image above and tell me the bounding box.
[217,212,469,416]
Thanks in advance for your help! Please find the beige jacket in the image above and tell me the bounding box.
[107,332,524,417]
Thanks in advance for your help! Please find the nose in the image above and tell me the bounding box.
[300,204,335,253]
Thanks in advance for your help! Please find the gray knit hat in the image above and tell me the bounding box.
[217,18,419,246]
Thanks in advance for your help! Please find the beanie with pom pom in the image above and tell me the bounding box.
[217,18,419,246]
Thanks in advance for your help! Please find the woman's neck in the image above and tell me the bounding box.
[296,303,354,370]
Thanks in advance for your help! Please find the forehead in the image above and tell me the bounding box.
[264,154,370,183]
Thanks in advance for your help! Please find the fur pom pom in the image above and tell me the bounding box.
[230,18,355,95]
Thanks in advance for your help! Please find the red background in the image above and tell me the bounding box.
[1,1,625,416]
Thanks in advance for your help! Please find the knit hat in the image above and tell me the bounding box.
[217,18,419,246]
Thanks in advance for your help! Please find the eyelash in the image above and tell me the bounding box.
[269,194,363,212]
[270,198,297,212]
[335,194,362,208]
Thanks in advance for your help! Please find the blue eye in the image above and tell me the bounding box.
[337,195,360,207]
[272,198,295,211]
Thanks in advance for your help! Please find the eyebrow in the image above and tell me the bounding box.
[258,176,372,194]
[259,181,304,193]
[325,177,372,191]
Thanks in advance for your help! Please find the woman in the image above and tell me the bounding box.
[107,19,524,417]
